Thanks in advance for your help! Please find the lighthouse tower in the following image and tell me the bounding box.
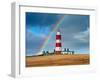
[55,30,62,55]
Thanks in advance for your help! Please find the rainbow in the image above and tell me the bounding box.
[40,15,65,53]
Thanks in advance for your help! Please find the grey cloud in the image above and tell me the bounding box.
[74,28,89,43]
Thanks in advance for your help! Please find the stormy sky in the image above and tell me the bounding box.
[26,12,89,56]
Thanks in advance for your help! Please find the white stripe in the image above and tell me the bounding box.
[57,32,60,35]
[56,40,61,43]
[55,47,61,51]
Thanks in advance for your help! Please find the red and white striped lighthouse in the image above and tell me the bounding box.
[55,30,62,55]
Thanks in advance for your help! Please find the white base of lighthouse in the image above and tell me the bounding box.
[55,47,61,51]
[55,47,62,54]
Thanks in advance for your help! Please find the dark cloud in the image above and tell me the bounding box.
[60,15,89,31]
[26,30,46,56]
[26,12,62,27]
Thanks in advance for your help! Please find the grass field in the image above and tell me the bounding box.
[26,54,89,67]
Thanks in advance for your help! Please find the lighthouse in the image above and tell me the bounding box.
[55,30,62,55]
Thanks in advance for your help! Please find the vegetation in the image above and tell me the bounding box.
[42,48,75,56]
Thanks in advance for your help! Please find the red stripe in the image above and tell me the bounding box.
[56,43,61,47]
[56,35,61,39]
